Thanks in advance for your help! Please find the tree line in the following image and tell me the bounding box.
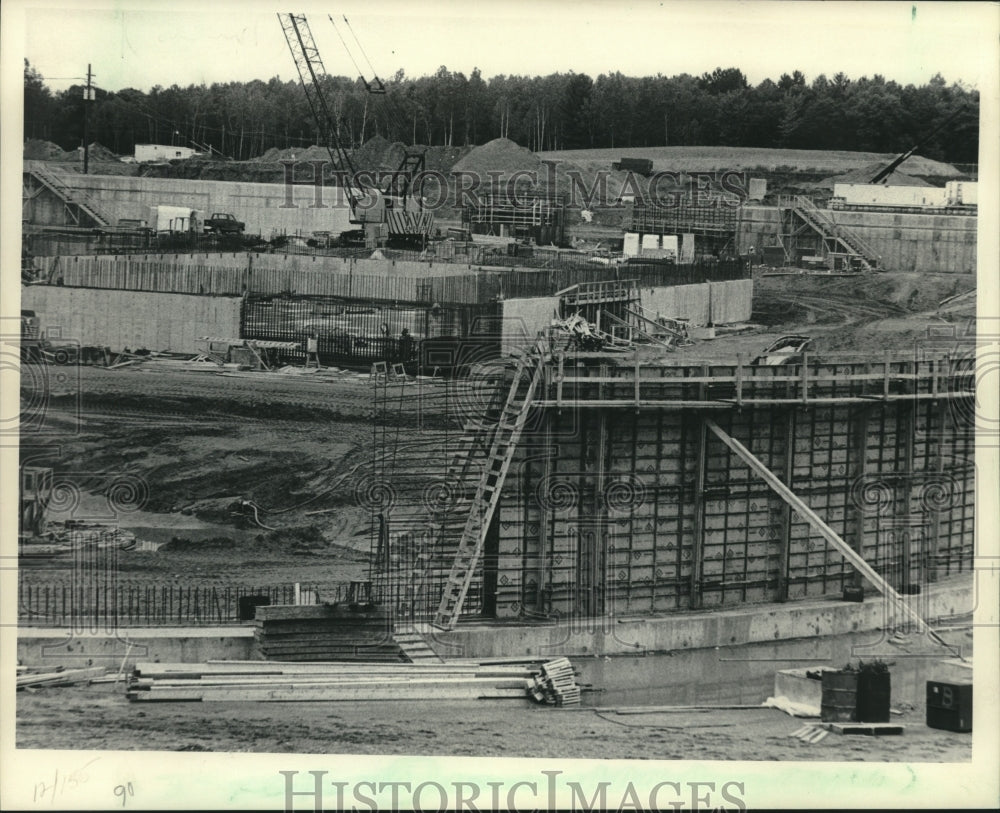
[24,60,979,164]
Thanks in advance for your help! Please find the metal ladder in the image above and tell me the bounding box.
[431,348,547,630]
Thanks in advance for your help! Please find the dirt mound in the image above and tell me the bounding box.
[23,139,69,160]
[453,137,543,177]
[451,138,592,195]
[351,134,391,169]
[256,146,284,163]
[819,163,934,188]
[158,525,330,556]
[422,144,472,174]
[380,141,408,170]
[50,142,120,162]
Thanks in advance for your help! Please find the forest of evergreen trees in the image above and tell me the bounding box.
[24,60,979,164]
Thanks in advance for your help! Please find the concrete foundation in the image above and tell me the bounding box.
[16,575,971,707]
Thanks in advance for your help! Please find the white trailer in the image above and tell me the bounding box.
[150,205,204,234]
[832,183,948,208]
[134,144,201,162]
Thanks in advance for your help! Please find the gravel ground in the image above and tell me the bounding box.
[16,683,972,761]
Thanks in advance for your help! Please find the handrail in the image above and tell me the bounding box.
[790,195,881,262]
[26,163,111,226]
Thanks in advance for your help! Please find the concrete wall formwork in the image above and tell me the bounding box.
[35,254,502,305]
[20,286,242,353]
[35,253,752,309]
[490,396,974,620]
[738,205,977,273]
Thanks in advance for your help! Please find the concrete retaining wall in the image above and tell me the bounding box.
[438,575,972,658]
[738,205,977,273]
[23,169,354,237]
[640,278,753,325]
[21,286,243,353]
[16,577,971,706]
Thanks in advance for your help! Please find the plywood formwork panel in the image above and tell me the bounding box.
[487,373,974,621]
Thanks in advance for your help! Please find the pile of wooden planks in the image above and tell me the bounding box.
[253,604,402,662]
[126,659,580,704]
[528,658,581,706]
[17,665,107,690]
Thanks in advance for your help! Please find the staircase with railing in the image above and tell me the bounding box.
[784,195,881,270]
[24,161,111,228]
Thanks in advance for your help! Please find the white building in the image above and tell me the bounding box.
[134,144,203,163]
[832,182,948,209]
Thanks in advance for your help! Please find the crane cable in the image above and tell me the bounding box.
[340,14,386,92]
[329,12,421,201]
[333,13,409,140]
[327,14,369,89]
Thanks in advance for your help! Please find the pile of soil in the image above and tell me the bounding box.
[452,137,593,197]
[23,139,69,160]
[453,137,543,178]
[818,163,934,189]
[420,144,472,174]
[51,142,120,162]
[352,134,391,169]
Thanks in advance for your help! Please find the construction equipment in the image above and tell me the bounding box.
[612,157,654,176]
[868,106,965,185]
[277,13,433,247]
[750,335,813,367]
[431,346,548,630]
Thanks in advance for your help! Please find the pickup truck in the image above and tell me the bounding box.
[204,213,246,234]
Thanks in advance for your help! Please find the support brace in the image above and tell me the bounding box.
[703,418,957,655]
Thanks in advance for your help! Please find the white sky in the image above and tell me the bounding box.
[15,0,999,93]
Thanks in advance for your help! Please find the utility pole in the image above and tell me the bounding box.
[82,64,95,174]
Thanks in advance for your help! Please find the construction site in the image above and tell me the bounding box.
[14,13,983,762]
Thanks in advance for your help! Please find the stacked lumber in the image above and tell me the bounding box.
[17,666,106,690]
[125,659,579,703]
[528,657,581,706]
[253,604,402,662]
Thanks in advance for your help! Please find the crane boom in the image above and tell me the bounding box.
[869,105,966,184]
[278,11,433,246]
[277,13,361,208]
